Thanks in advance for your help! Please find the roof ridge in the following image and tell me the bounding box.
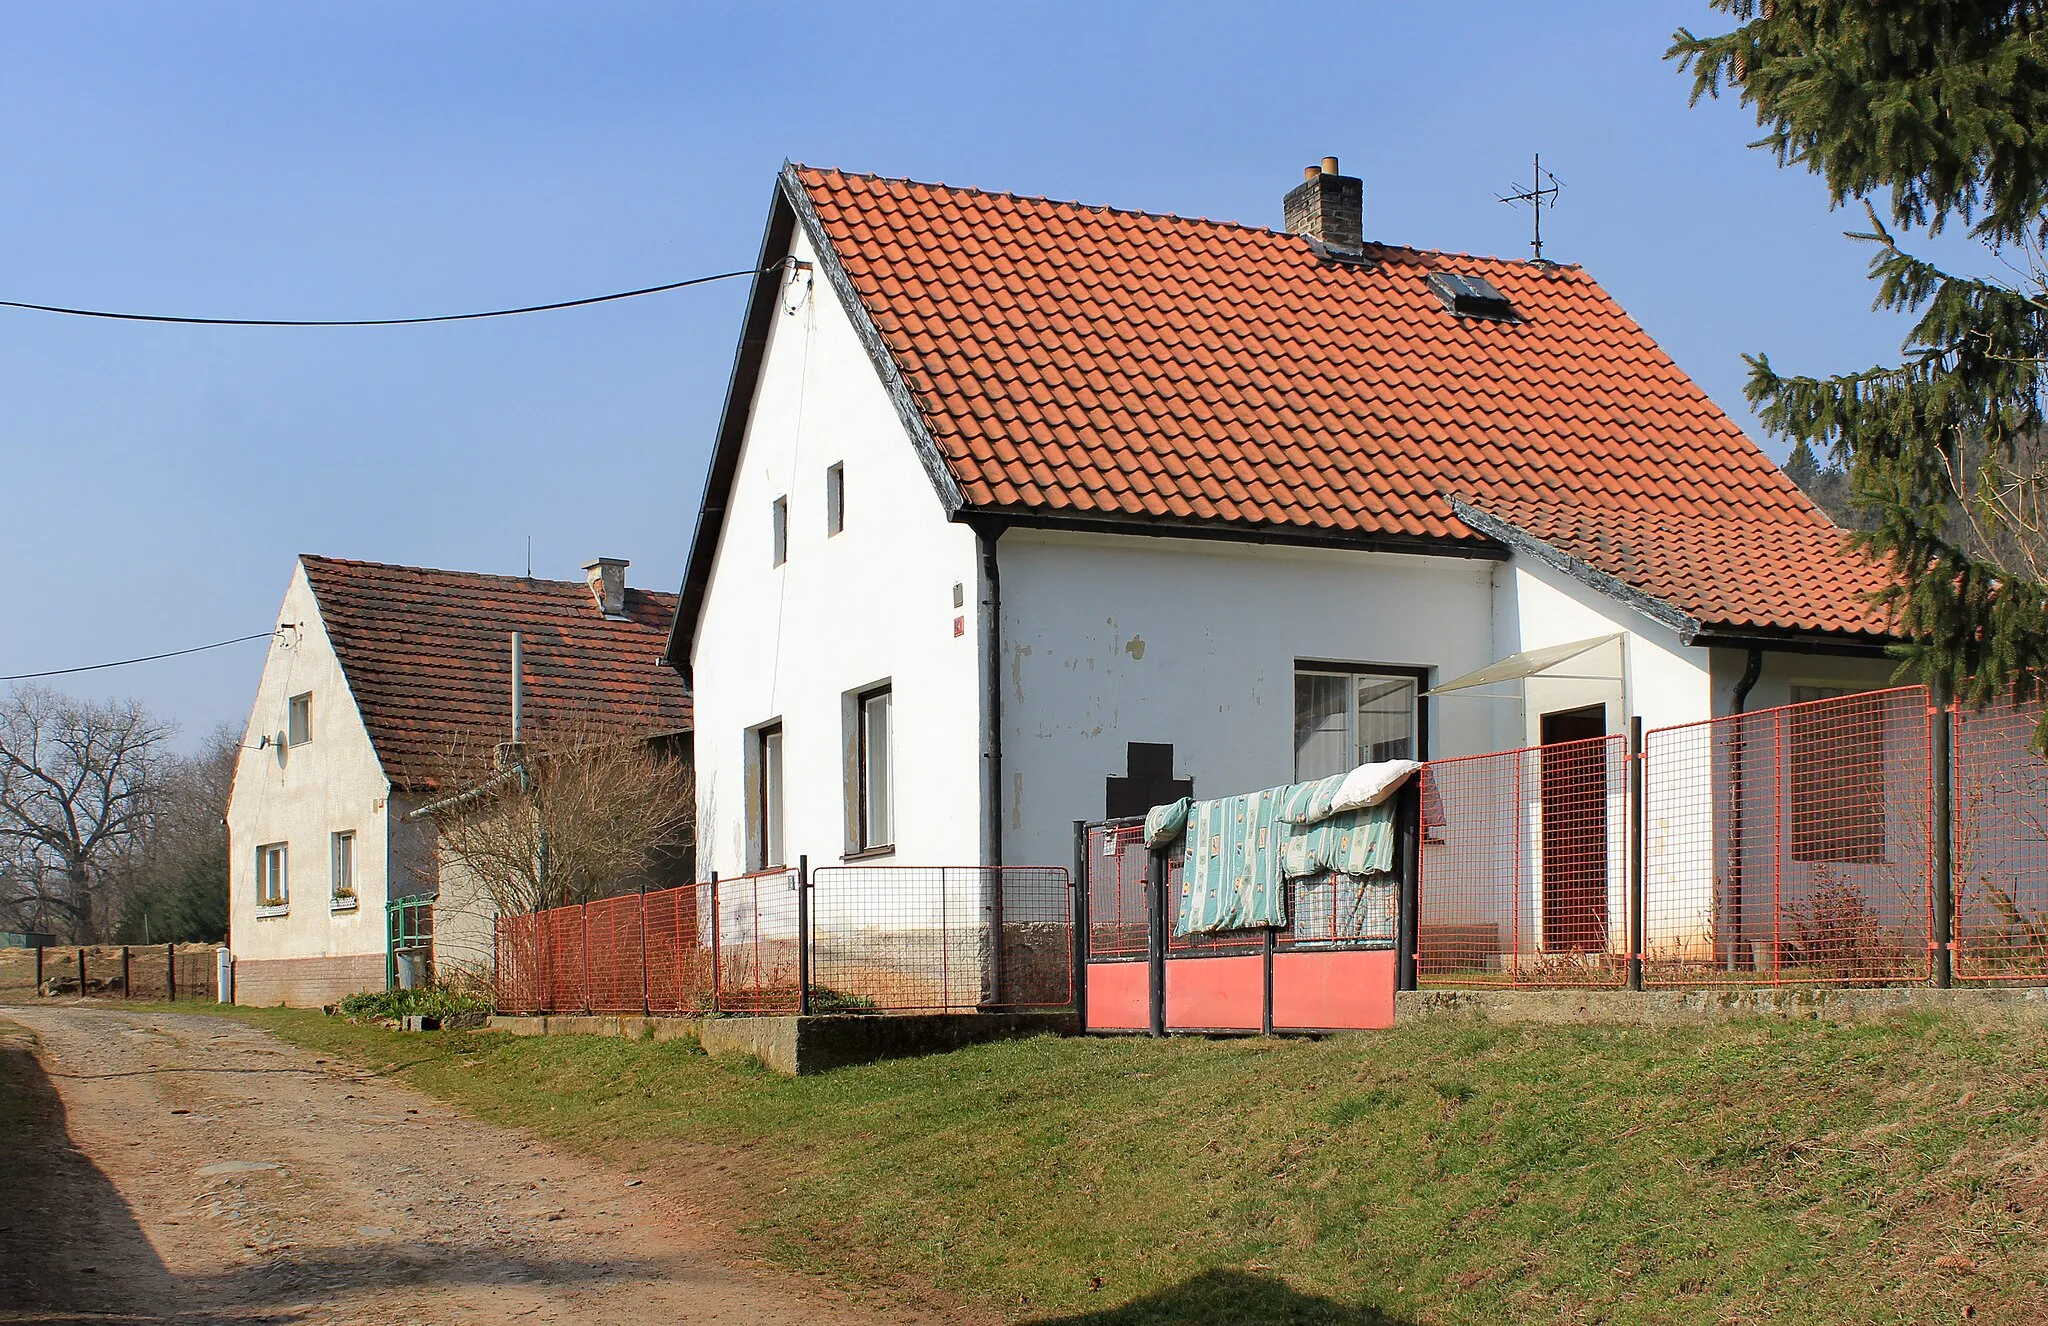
[792,163,1583,274]
[300,553,672,599]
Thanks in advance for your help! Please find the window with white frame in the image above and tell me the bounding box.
[1293,667,1421,781]
[287,692,312,746]
[256,842,289,910]
[330,831,356,907]
[854,685,893,852]
[752,722,785,869]
[771,496,789,566]
[825,462,845,536]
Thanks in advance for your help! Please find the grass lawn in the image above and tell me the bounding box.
[183,1006,2047,1324]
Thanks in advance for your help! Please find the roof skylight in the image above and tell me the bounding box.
[1427,272,1518,321]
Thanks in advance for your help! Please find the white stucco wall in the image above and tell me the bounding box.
[226,562,392,969]
[690,225,985,883]
[997,530,1501,870]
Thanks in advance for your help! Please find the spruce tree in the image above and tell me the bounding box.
[1671,2,2048,726]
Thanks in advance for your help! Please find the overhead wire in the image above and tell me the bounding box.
[0,266,764,328]
[3,631,277,682]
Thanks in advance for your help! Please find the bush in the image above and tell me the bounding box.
[335,983,494,1025]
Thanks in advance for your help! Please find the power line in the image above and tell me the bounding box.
[4,631,276,682]
[0,266,763,328]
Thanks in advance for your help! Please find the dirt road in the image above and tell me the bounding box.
[0,1006,950,1325]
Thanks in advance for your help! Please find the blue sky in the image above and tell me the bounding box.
[0,2,1961,747]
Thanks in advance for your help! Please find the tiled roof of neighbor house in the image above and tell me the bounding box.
[793,166,1894,639]
[300,556,690,791]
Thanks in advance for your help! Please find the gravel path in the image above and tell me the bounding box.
[0,1005,946,1325]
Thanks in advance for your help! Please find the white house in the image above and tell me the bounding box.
[667,158,1897,903]
[227,555,691,1006]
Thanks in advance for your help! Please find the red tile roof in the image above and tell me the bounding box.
[301,556,690,791]
[794,166,1893,639]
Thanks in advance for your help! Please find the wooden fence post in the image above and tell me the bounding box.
[121,946,131,1000]
[77,948,86,997]
[166,943,176,1002]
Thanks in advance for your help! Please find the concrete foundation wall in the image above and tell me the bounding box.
[234,953,387,1008]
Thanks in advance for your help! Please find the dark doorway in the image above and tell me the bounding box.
[1538,705,1609,953]
[1105,742,1193,820]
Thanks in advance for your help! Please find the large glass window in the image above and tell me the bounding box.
[1293,668,1420,781]
[753,723,785,869]
[856,686,893,851]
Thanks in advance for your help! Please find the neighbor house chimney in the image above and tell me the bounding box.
[1283,156,1364,256]
[582,557,629,619]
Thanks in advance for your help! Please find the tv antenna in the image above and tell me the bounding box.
[1498,153,1564,261]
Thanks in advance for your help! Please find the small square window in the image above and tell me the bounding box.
[287,693,312,746]
[771,496,788,566]
[256,842,289,910]
[825,463,845,536]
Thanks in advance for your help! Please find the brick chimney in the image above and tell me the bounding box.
[582,557,629,619]
[1283,156,1364,256]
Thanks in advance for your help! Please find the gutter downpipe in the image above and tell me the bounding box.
[1726,647,1764,973]
[978,522,1006,1005]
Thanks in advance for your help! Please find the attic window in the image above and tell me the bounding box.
[1427,272,1517,321]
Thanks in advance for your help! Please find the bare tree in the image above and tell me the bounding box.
[0,685,172,940]
[417,723,693,918]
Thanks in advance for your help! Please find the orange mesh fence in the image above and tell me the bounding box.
[642,884,713,1012]
[538,906,589,1013]
[1084,820,1151,960]
[1642,686,1933,987]
[1417,735,1628,987]
[1953,690,2048,981]
[583,893,647,1014]
[713,868,802,1015]
[809,866,1072,1011]
[494,914,540,1014]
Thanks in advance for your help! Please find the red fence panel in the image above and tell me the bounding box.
[1084,820,1150,960]
[641,884,711,1013]
[494,913,540,1014]
[583,893,646,1014]
[1953,690,2048,981]
[714,868,802,1015]
[1417,735,1628,987]
[540,906,589,1013]
[1643,686,1933,987]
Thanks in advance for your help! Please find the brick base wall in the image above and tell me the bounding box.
[233,953,386,1008]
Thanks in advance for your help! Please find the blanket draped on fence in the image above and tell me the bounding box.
[1165,773,1407,937]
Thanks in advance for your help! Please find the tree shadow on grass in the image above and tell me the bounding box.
[1026,1269,1418,1325]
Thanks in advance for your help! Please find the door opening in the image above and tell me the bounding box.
[1538,705,1609,953]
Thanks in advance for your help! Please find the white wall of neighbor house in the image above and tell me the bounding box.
[997,529,1500,870]
[226,563,391,974]
[690,224,985,885]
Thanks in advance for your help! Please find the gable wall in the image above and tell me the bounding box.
[691,225,986,879]
[226,563,393,1004]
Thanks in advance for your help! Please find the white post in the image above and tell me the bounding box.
[216,947,234,1004]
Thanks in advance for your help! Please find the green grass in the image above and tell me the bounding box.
[191,1007,2048,1324]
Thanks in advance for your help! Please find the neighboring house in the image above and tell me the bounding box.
[228,555,691,1006]
[669,157,1899,881]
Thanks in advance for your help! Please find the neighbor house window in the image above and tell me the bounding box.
[330,831,356,908]
[752,722,785,869]
[826,462,845,535]
[1788,685,1884,863]
[771,496,789,566]
[1294,667,1420,781]
[855,685,893,852]
[256,843,289,910]
[287,692,312,746]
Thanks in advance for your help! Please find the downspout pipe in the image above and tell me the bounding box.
[1726,646,1763,972]
[977,522,1006,1007]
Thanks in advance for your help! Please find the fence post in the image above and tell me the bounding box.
[536,904,550,1014]
[1395,778,1420,993]
[580,902,592,1014]
[1628,716,1646,992]
[639,883,652,1017]
[796,856,812,1017]
[1261,926,1276,1036]
[708,872,721,1016]
[121,946,131,1000]
[1932,686,1955,988]
[77,948,86,998]
[35,943,44,993]
[1146,847,1167,1037]
[1070,821,1089,1031]
[166,943,175,1001]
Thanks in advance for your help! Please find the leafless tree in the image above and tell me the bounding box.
[416,723,693,919]
[0,685,172,940]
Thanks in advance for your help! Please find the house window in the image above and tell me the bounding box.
[771,496,788,566]
[287,692,312,746]
[256,843,288,910]
[752,722,785,869]
[826,462,845,535]
[1293,667,1421,781]
[330,831,356,909]
[1788,685,1885,863]
[855,685,893,852]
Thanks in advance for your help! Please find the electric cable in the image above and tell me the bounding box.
[0,266,763,328]
[4,631,276,681]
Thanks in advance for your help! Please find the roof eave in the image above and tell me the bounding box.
[978,506,1508,561]
[1450,499,1703,642]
